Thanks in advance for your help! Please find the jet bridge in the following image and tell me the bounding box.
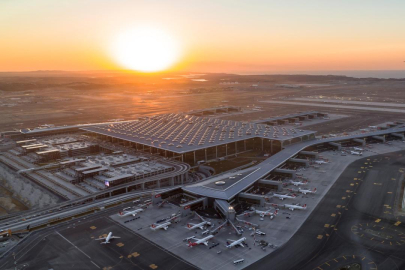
[288,158,309,168]
[238,192,266,207]
[391,133,405,140]
[210,218,242,235]
[180,197,208,217]
[328,142,342,150]
[352,138,366,146]
[299,151,319,159]
[273,168,296,179]
[257,179,282,191]
[214,199,236,220]
[372,135,386,143]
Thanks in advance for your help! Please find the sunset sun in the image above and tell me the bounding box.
[112,27,180,72]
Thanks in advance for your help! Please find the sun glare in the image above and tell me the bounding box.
[112,27,180,72]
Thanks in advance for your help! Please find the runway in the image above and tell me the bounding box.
[0,206,197,270]
[247,150,405,270]
[260,100,405,114]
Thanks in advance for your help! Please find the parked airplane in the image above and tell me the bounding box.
[289,180,308,186]
[150,221,171,231]
[350,151,362,156]
[255,209,278,219]
[186,212,212,230]
[186,220,211,230]
[298,188,317,195]
[314,160,328,165]
[187,235,214,247]
[284,204,307,211]
[118,208,144,217]
[226,237,247,248]
[273,193,296,200]
[95,232,120,244]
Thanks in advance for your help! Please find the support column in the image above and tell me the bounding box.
[225,144,228,156]
[141,182,145,190]
[157,180,160,188]
[215,146,218,159]
[205,148,207,161]
[193,151,196,165]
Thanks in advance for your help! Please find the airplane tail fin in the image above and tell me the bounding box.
[313,188,317,192]
[303,204,307,208]
[119,211,123,216]
[187,223,192,228]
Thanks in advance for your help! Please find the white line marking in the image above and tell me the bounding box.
[56,231,91,259]
[91,261,101,269]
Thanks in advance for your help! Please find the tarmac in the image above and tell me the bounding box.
[247,148,405,270]
[0,207,197,270]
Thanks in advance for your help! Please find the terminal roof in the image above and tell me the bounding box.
[82,113,315,154]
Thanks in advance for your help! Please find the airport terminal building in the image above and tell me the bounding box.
[82,113,317,166]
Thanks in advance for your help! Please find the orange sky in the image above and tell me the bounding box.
[1,0,405,73]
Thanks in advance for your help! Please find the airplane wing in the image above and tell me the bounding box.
[95,237,106,241]
[163,226,169,230]
[110,236,121,239]
[203,241,208,246]
[238,243,244,247]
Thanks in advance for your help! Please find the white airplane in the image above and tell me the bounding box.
[298,188,317,195]
[186,220,211,230]
[314,160,328,165]
[187,235,214,248]
[354,147,363,151]
[118,208,144,217]
[226,237,246,248]
[289,180,308,186]
[273,193,296,201]
[150,221,171,231]
[95,232,120,244]
[255,209,278,219]
[284,204,307,211]
[350,151,362,156]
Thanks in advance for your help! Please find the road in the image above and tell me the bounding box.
[247,150,405,270]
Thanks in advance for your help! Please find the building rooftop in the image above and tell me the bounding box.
[82,113,316,154]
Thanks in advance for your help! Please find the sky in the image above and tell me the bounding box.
[1,0,405,73]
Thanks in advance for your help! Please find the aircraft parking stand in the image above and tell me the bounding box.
[111,140,405,269]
